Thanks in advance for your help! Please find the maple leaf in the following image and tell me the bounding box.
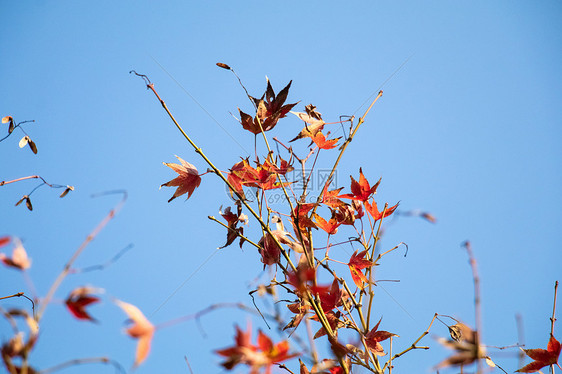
[313,212,341,235]
[311,132,340,150]
[364,200,399,222]
[292,203,318,230]
[219,205,248,249]
[516,335,561,373]
[239,79,297,134]
[262,154,294,175]
[339,168,381,202]
[334,204,356,226]
[365,318,397,356]
[284,300,310,330]
[322,186,345,209]
[115,300,155,368]
[312,311,344,339]
[260,79,297,120]
[65,286,102,322]
[239,108,266,134]
[289,111,326,142]
[216,324,298,372]
[0,239,31,270]
[347,250,374,289]
[161,155,201,202]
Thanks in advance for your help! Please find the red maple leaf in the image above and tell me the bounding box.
[311,132,340,150]
[258,79,297,120]
[322,186,345,209]
[216,324,298,373]
[292,203,317,230]
[364,201,399,222]
[339,168,381,202]
[238,108,266,134]
[313,212,341,235]
[312,310,343,339]
[65,286,101,322]
[365,318,397,356]
[239,80,297,134]
[347,250,374,289]
[516,335,561,373]
[161,156,201,202]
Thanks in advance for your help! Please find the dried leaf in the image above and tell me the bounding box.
[59,185,74,198]
[28,139,38,154]
[289,111,326,142]
[19,136,30,148]
[0,239,31,270]
[2,115,14,133]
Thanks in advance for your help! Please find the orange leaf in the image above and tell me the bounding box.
[0,239,31,270]
[311,132,340,150]
[347,250,374,289]
[161,156,201,202]
[312,213,341,235]
[115,300,155,367]
[364,201,399,222]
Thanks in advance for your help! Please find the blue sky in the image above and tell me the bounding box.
[1,1,561,373]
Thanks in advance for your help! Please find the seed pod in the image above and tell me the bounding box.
[216,62,231,70]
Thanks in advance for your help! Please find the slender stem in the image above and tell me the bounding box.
[0,175,41,186]
[312,91,383,215]
[462,241,483,373]
[382,313,437,371]
[367,205,388,329]
[0,292,24,301]
[39,357,125,374]
[550,280,558,336]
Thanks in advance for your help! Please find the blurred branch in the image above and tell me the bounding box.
[36,191,127,321]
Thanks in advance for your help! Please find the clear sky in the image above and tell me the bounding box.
[1,1,561,373]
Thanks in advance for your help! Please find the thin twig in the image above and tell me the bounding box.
[39,357,125,374]
[462,241,483,374]
[36,191,127,321]
[382,313,437,371]
[70,244,133,273]
[550,280,558,336]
